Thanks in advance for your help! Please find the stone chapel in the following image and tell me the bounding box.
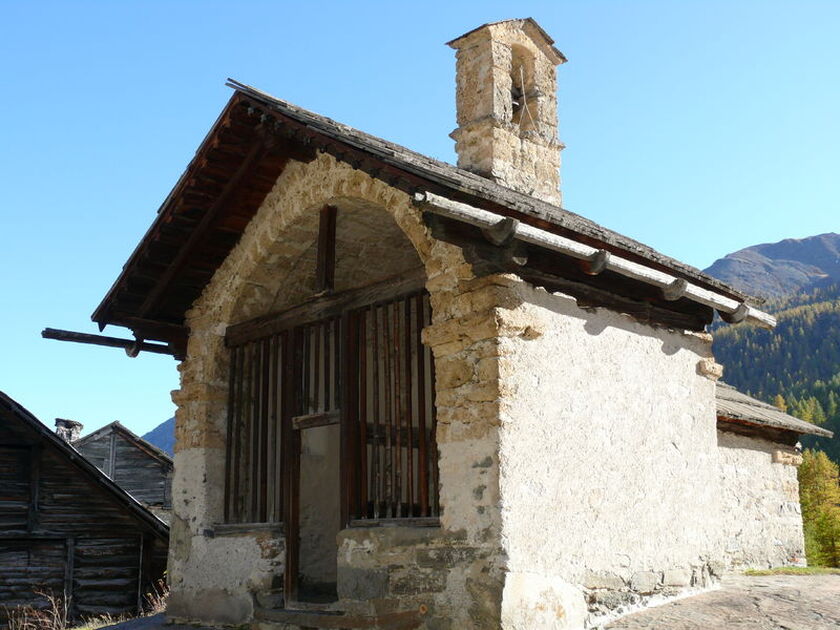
[88,17,831,630]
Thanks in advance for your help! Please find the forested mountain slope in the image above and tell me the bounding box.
[706,233,840,463]
[711,284,840,460]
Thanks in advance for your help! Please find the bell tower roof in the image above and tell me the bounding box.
[446,18,567,66]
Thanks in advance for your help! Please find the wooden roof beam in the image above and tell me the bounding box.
[136,140,267,320]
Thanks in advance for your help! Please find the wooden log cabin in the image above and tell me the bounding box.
[0,392,168,626]
[72,421,173,522]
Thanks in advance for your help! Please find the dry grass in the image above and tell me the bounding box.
[3,581,169,630]
[4,589,70,630]
[745,566,840,576]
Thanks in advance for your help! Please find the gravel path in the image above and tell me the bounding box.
[605,575,840,630]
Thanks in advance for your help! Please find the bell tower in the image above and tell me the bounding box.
[448,18,566,205]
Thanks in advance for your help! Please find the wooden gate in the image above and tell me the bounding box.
[224,284,438,604]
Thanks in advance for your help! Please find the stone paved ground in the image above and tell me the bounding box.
[101,577,840,629]
[605,575,840,630]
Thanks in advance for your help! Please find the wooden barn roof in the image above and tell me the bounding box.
[0,391,169,539]
[93,80,753,355]
[73,421,173,469]
[716,383,833,438]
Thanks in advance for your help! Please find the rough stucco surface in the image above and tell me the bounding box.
[497,283,722,628]
[717,431,805,569]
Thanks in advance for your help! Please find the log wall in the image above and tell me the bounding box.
[0,417,168,626]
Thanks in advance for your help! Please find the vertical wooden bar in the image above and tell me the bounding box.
[283,328,301,603]
[358,308,368,518]
[333,317,341,410]
[424,294,439,516]
[233,345,246,521]
[265,336,276,522]
[274,333,284,522]
[371,305,381,519]
[314,322,322,413]
[340,311,359,524]
[259,338,271,522]
[415,294,429,517]
[224,346,238,523]
[249,341,260,522]
[324,317,332,411]
[382,303,394,518]
[392,300,402,518]
[316,205,338,293]
[404,297,414,516]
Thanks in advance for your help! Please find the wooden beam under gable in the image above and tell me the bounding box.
[136,140,269,320]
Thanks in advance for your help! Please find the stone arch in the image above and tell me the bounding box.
[174,153,470,523]
[510,43,538,130]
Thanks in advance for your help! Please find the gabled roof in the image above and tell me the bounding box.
[92,80,753,350]
[0,391,169,538]
[74,420,173,469]
[716,383,833,438]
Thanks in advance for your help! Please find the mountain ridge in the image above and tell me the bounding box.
[705,232,839,299]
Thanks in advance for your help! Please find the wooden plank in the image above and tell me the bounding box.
[224,345,238,522]
[358,309,368,519]
[266,335,279,523]
[392,299,402,518]
[259,338,271,522]
[283,328,301,603]
[348,517,441,528]
[291,410,341,431]
[371,305,381,520]
[64,537,75,612]
[108,431,117,479]
[404,297,414,516]
[232,345,245,522]
[28,445,40,532]
[382,304,394,518]
[416,294,428,517]
[225,270,425,346]
[315,205,337,293]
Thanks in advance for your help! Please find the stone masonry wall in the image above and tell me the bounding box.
[167,152,512,626]
[450,20,564,205]
[496,283,724,629]
[717,431,806,569]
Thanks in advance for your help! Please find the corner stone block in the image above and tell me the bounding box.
[337,567,389,601]
[629,571,661,594]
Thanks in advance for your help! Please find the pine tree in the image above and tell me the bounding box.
[773,394,787,412]
[798,449,840,567]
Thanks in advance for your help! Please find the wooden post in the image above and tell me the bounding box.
[28,445,41,532]
[64,537,75,615]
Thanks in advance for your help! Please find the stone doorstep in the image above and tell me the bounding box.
[253,604,428,630]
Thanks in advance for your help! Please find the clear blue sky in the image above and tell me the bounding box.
[1,1,838,437]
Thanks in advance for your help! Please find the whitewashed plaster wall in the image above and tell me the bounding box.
[717,431,805,569]
[497,283,722,629]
